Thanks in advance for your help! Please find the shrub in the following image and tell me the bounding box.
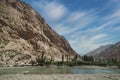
[53,61,63,66]
[36,53,46,66]
[117,63,120,68]
[30,60,36,66]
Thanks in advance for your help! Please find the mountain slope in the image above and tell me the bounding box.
[0,0,80,66]
[86,42,120,61]
[95,42,120,61]
[86,44,112,57]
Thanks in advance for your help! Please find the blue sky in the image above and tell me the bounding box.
[23,0,120,55]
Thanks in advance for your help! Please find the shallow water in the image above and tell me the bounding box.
[0,66,120,75]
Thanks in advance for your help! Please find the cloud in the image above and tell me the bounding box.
[91,34,107,41]
[54,10,97,35]
[42,2,67,21]
[65,11,86,23]
[31,0,67,21]
[69,34,108,55]
[111,10,120,18]
[95,21,112,31]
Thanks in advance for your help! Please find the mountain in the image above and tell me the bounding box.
[86,42,120,61]
[0,0,80,66]
[95,42,120,61]
[86,44,113,57]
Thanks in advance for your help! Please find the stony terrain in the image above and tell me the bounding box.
[0,74,120,80]
[0,0,80,66]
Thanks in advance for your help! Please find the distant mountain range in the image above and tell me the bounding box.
[86,41,120,61]
[86,44,113,57]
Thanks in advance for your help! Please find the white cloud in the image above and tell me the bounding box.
[42,2,67,21]
[54,10,97,35]
[65,11,86,23]
[95,21,112,31]
[31,1,67,21]
[111,10,120,18]
[54,24,71,35]
[91,34,107,41]
[69,34,108,55]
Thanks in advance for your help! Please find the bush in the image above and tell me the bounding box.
[53,61,63,66]
[29,60,36,66]
[117,64,120,68]
[64,61,75,67]
[36,53,46,66]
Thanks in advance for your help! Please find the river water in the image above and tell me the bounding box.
[0,66,120,75]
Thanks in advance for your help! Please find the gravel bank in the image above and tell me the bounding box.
[0,74,120,80]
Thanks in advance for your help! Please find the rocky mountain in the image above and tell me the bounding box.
[86,42,120,61]
[0,0,80,66]
[95,42,120,61]
[86,44,113,57]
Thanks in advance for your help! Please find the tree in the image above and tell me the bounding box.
[66,55,69,62]
[82,55,94,62]
[61,55,64,64]
[30,60,36,66]
[72,55,78,65]
[36,53,46,66]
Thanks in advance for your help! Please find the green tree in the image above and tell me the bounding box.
[82,55,94,62]
[72,55,78,65]
[82,55,89,61]
[36,53,46,66]
[30,60,36,66]
[90,56,94,62]
[66,55,69,62]
[61,55,64,64]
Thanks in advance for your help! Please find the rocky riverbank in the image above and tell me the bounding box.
[0,74,120,80]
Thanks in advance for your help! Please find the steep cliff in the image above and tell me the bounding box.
[0,0,80,66]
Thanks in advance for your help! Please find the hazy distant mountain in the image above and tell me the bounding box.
[86,44,113,57]
[86,42,120,61]
[95,42,120,61]
[0,0,80,66]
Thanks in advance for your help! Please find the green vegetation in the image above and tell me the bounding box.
[36,53,46,66]
[35,53,119,67]
[30,60,36,66]
[82,55,94,62]
[117,65,120,68]
[61,55,64,65]
[117,62,120,68]
[71,55,78,64]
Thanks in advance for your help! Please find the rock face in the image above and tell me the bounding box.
[0,0,80,66]
[86,42,120,61]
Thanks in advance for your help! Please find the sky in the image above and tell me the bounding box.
[23,0,120,55]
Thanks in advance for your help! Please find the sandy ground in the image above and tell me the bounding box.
[0,74,120,80]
